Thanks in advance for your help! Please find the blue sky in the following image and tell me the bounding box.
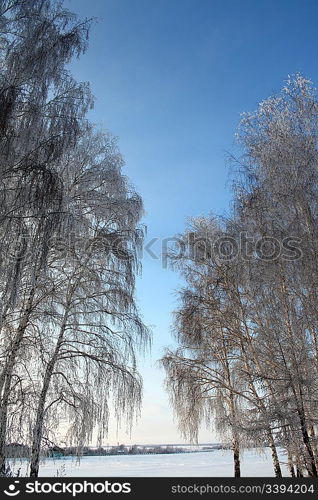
[67,0,318,444]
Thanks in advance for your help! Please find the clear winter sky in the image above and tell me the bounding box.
[67,0,318,444]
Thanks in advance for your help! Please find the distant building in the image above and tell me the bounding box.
[48,445,64,458]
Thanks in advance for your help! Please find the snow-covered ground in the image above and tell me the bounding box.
[10,448,289,477]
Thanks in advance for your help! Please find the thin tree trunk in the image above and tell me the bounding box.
[29,369,53,477]
[237,323,282,477]
[29,345,63,478]
[222,336,241,478]
[0,285,36,475]
[29,312,68,478]
[287,450,296,477]
[233,438,240,477]
[267,430,282,477]
[29,358,58,477]
[298,409,317,477]
[308,423,318,469]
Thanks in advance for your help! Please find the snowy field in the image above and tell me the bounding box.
[10,448,289,477]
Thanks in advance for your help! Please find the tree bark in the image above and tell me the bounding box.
[267,430,282,477]
[29,358,57,478]
[298,409,317,477]
[233,439,240,477]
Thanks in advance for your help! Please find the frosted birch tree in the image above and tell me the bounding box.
[162,75,318,477]
[0,0,94,474]
[234,75,318,476]
[0,0,148,476]
[27,129,148,477]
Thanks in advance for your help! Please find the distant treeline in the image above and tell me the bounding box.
[57,443,227,457]
[6,443,225,458]
[74,445,186,456]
